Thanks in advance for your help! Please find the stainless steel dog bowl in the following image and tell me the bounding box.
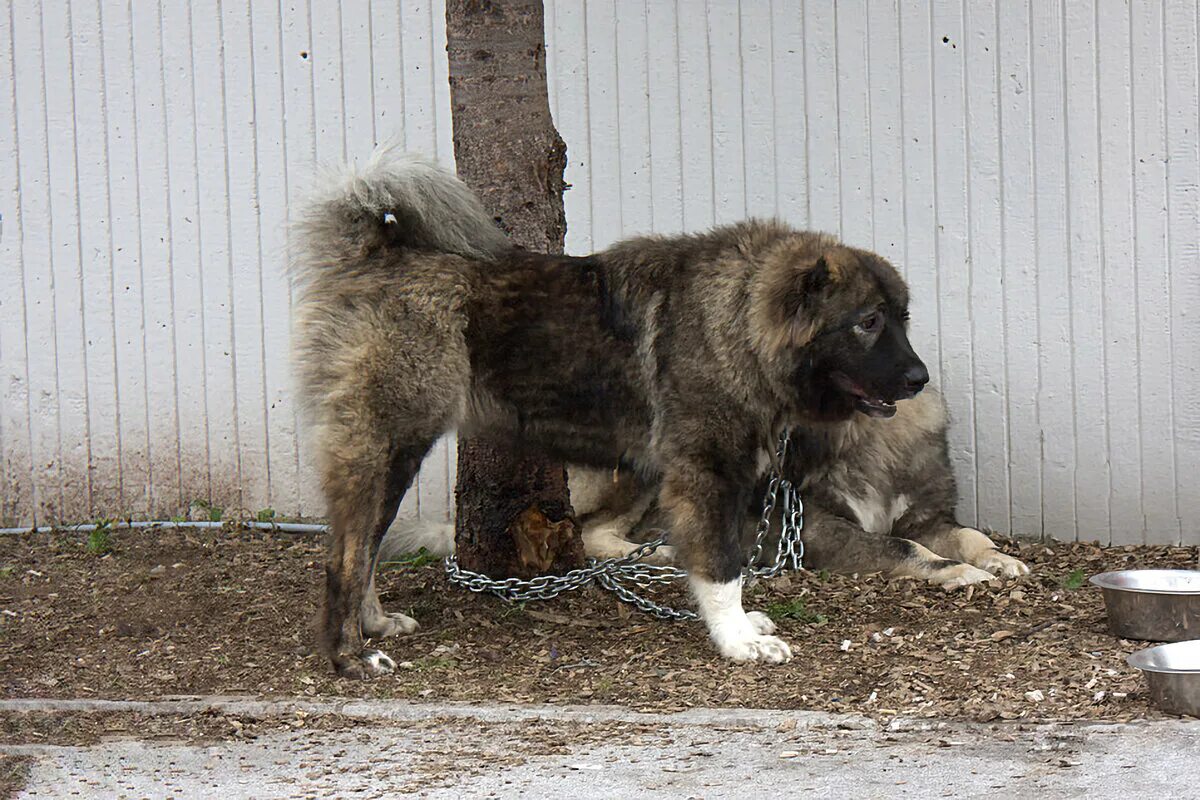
[1090,570,1200,642]
[1127,640,1200,717]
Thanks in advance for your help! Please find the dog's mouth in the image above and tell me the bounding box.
[831,372,898,419]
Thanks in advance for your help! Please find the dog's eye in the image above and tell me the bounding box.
[858,311,882,334]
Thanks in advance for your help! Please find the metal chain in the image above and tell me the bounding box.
[444,432,805,621]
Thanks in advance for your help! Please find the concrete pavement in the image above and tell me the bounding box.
[2,698,1197,798]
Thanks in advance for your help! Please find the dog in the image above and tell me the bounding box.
[292,142,931,677]
[381,387,1030,587]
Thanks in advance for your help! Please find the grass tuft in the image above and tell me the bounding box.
[86,520,114,556]
[765,597,827,624]
[1061,569,1086,590]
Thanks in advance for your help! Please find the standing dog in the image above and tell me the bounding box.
[382,387,1030,587]
[292,144,929,677]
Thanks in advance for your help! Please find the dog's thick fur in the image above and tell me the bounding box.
[293,143,932,677]
[381,388,1030,587]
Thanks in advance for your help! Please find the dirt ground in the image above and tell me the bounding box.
[1,527,1196,723]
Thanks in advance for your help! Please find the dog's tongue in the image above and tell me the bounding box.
[856,397,897,418]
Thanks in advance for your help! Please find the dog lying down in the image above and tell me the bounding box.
[380,387,1030,588]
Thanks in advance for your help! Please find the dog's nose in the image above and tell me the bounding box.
[904,363,929,393]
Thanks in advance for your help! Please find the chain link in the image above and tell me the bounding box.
[444,432,805,621]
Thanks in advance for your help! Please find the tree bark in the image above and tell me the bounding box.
[445,0,584,578]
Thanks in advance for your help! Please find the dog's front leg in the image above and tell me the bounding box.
[660,463,792,664]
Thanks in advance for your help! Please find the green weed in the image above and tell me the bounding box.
[412,656,455,671]
[765,597,827,624]
[87,520,114,556]
[1061,569,1086,590]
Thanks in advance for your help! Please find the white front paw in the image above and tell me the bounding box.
[693,577,792,664]
[716,631,793,663]
[974,549,1030,578]
[746,610,777,635]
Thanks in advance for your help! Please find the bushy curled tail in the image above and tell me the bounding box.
[291,140,510,284]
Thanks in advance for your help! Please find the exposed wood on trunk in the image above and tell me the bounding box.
[445,0,583,577]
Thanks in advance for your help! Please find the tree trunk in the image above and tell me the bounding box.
[445,0,584,578]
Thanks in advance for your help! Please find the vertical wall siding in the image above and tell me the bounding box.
[545,0,1200,545]
[2,1,1197,546]
[0,0,455,526]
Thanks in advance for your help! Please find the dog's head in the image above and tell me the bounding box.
[751,237,928,422]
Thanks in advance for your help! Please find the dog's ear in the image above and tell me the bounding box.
[805,249,851,292]
[752,241,858,357]
[787,266,825,349]
[751,253,826,356]
[785,251,849,347]
[804,255,834,292]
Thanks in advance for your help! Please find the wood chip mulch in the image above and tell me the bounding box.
[1,527,1196,723]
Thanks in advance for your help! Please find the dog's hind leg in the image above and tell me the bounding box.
[361,518,422,640]
[321,440,433,678]
[305,293,471,678]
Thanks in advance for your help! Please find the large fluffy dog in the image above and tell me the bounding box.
[382,388,1030,588]
[293,144,931,677]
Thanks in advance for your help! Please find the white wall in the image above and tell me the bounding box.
[545,0,1200,546]
[0,0,457,526]
[2,1,1198,545]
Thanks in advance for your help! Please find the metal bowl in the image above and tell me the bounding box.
[1127,640,1200,717]
[1090,570,1200,642]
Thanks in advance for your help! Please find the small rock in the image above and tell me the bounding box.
[148,565,167,577]
[837,717,874,730]
[1024,690,1045,703]
[840,639,852,652]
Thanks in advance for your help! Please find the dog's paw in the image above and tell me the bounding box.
[333,648,396,679]
[362,611,419,639]
[717,632,793,664]
[930,562,996,591]
[746,610,777,635]
[642,544,677,566]
[974,549,1030,578]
